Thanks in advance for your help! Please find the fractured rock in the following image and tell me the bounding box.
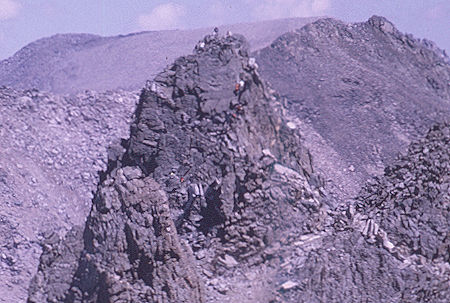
[28,32,320,302]
[29,168,204,303]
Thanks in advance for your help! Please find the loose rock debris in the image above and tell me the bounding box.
[1,16,447,303]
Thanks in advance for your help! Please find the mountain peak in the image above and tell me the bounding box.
[28,31,319,302]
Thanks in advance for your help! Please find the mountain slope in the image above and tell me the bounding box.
[0,17,319,94]
[255,16,450,201]
[28,31,449,302]
[0,15,447,303]
[0,87,138,303]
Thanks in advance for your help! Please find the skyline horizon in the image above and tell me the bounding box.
[0,1,449,60]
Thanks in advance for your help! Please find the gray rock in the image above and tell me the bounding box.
[218,255,239,268]
[255,15,450,203]
[1,14,447,303]
[28,31,318,303]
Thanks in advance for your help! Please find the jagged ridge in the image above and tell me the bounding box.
[26,17,449,303]
[28,32,322,302]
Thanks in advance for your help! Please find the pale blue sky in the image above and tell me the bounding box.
[0,0,448,60]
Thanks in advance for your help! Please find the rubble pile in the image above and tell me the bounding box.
[356,122,449,262]
[274,123,449,303]
[0,87,138,302]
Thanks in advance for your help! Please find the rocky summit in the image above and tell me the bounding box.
[28,32,324,302]
[0,15,447,303]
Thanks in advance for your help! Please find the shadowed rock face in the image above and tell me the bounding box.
[0,17,319,94]
[28,33,322,302]
[255,16,450,201]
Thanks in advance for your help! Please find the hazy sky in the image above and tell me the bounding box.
[0,0,448,60]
